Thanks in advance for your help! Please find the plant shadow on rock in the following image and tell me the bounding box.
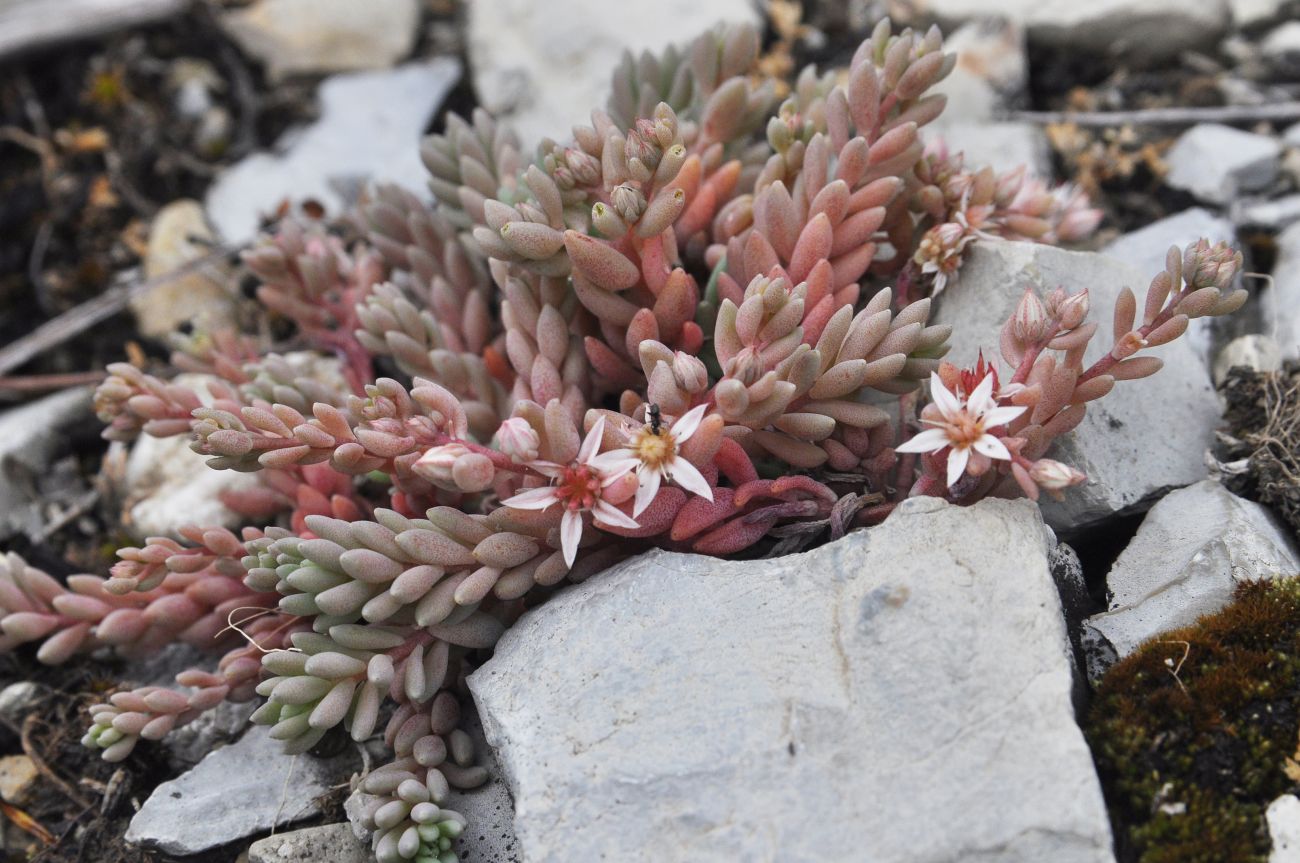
[1087,578,1300,863]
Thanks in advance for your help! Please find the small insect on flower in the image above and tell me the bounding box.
[593,403,715,517]
[896,371,1027,488]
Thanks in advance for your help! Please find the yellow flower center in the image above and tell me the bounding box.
[631,427,676,469]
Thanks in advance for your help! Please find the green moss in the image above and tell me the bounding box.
[1086,578,1300,863]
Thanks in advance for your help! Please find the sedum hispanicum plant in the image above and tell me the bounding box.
[0,18,1245,863]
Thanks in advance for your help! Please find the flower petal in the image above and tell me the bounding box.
[928,372,961,419]
[946,445,970,488]
[560,510,583,568]
[983,405,1027,428]
[972,433,1011,461]
[593,499,640,530]
[968,372,995,415]
[502,487,559,510]
[578,415,606,464]
[668,457,713,501]
[670,404,708,444]
[633,468,663,517]
[895,428,951,454]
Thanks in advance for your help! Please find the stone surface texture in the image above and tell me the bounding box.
[0,0,185,59]
[1262,220,1300,359]
[1083,481,1300,675]
[123,374,263,539]
[932,241,1221,532]
[206,59,460,242]
[1235,194,1300,231]
[1272,794,1300,863]
[899,0,1228,61]
[134,199,235,338]
[467,0,760,147]
[469,498,1115,863]
[221,0,420,80]
[248,824,369,863]
[0,387,93,540]
[126,726,357,856]
[1213,334,1283,385]
[1164,124,1282,205]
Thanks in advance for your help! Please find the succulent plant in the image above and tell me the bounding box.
[0,17,1248,863]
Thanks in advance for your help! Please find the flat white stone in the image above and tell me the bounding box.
[1165,124,1281,205]
[205,60,461,243]
[0,0,185,59]
[470,498,1115,863]
[467,0,760,147]
[221,0,420,81]
[1271,795,1300,863]
[1083,480,1300,674]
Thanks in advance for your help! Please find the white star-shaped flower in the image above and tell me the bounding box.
[896,372,1027,488]
[591,404,715,517]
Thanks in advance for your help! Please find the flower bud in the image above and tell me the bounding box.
[672,352,709,393]
[1029,459,1087,491]
[1011,289,1050,342]
[564,148,600,186]
[412,443,471,488]
[610,183,647,223]
[495,418,540,463]
[1055,289,1090,330]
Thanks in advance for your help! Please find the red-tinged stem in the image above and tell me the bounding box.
[857,501,897,525]
[1077,290,1187,384]
[1009,317,1064,386]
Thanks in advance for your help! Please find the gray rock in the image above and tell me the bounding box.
[1164,124,1281,205]
[134,199,235,338]
[163,699,259,769]
[126,725,357,856]
[1213,334,1283,385]
[248,823,368,863]
[0,682,45,725]
[926,18,1027,127]
[0,0,185,60]
[122,374,263,539]
[221,0,420,81]
[933,241,1222,533]
[1261,221,1300,359]
[205,59,460,243]
[1102,207,1238,363]
[926,120,1052,177]
[1231,0,1288,28]
[903,0,1228,63]
[1235,194,1300,231]
[467,0,760,147]
[469,498,1115,863]
[1082,480,1300,677]
[1270,794,1300,863]
[0,388,93,540]
[1263,20,1300,70]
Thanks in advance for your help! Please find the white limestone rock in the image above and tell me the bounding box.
[1164,124,1281,205]
[1271,795,1300,863]
[0,0,185,60]
[126,725,358,856]
[1261,221,1300,359]
[1234,194,1300,231]
[205,60,461,243]
[932,241,1221,532]
[896,0,1228,62]
[466,0,760,148]
[221,0,420,81]
[1082,480,1300,678]
[134,199,235,338]
[928,120,1052,177]
[1213,334,1283,385]
[248,824,369,863]
[469,498,1115,863]
[0,387,93,539]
